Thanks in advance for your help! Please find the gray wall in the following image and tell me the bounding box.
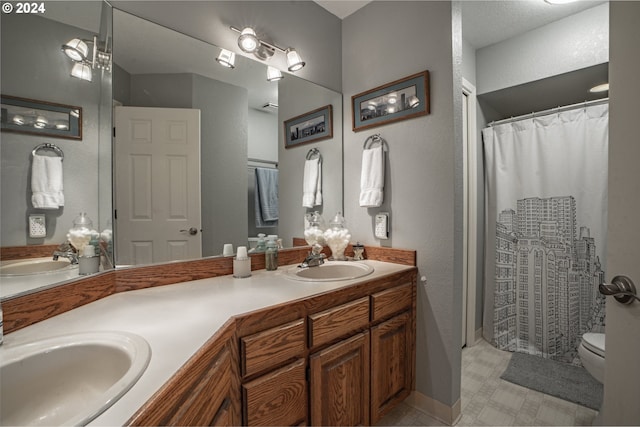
[343,0,463,410]
[278,77,343,247]
[476,3,608,95]
[117,71,248,257]
[110,1,342,92]
[1,13,103,247]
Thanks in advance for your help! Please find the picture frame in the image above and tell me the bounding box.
[0,94,82,140]
[284,104,333,148]
[351,70,429,132]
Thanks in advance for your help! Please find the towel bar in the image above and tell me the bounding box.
[306,147,321,160]
[363,134,387,150]
[32,143,64,161]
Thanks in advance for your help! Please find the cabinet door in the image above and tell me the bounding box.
[129,341,235,426]
[309,331,370,426]
[370,311,412,424]
[242,358,307,426]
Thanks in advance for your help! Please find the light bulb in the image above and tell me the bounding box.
[238,27,259,53]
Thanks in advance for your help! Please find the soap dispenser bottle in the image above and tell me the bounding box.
[265,236,279,271]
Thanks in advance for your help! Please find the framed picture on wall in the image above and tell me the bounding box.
[284,104,333,148]
[351,70,430,132]
[0,94,82,140]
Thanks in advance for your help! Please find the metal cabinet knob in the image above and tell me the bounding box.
[599,275,639,304]
[179,227,198,236]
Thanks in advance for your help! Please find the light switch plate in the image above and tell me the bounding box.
[29,214,46,238]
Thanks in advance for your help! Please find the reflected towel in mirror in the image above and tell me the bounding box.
[31,154,64,209]
[303,157,322,208]
[255,167,278,228]
[359,145,384,207]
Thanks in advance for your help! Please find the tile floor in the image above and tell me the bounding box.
[377,339,599,426]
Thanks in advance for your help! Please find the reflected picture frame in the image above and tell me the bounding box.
[284,104,333,148]
[352,70,430,132]
[1,94,83,140]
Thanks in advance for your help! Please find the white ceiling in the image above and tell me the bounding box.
[314,0,606,48]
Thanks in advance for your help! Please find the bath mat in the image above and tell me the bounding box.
[500,352,603,410]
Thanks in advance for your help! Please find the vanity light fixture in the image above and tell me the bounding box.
[61,35,111,81]
[230,26,306,72]
[71,62,93,82]
[589,83,609,93]
[216,49,236,68]
[267,66,284,82]
[12,115,25,125]
[408,95,420,108]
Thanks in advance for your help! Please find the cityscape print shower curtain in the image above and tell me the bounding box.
[482,103,608,362]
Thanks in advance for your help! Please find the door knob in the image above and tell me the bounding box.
[599,275,639,304]
[179,227,198,236]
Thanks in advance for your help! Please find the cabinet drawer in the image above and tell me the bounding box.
[308,297,369,347]
[242,358,307,426]
[240,318,305,377]
[371,282,413,321]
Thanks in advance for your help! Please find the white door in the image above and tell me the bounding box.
[115,106,201,265]
[603,2,640,423]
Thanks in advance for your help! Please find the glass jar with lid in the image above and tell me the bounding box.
[304,211,326,246]
[323,212,351,261]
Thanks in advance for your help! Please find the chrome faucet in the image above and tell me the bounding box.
[52,241,79,264]
[299,244,326,268]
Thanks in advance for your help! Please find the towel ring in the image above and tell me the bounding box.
[363,134,387,150]
[32,143,64,161]
[306,147,321,160]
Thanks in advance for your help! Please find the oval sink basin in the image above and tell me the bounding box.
[287,261,374,282]
[1,331,151,426]
[0,257,77,276]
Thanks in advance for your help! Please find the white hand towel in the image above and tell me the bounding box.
[31,154,64,209]
[303,157,322,208]
[359,145,384,207]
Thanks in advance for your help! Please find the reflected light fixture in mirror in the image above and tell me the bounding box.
[408,95,420,108]
[61,35,111,81]
[267,66,283,81]
[216,49,236,68]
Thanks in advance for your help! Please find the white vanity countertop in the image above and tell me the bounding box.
[1,260,414,426]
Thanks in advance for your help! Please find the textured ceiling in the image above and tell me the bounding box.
[461,0,607,49]
[315,0,607,48]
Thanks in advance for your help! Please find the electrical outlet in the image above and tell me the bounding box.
[375,212,389,239]
[29,214,46,238]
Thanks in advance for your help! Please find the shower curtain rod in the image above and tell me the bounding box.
[489,97,609,127]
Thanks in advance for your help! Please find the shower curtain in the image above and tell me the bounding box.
[482,103,608,362]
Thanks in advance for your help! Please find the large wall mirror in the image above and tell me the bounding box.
[0,1,113,298]
[0,2,343,300]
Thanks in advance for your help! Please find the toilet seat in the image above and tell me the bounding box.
[582,332,605,357]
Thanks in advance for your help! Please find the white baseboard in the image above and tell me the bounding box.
[405,391,461,425]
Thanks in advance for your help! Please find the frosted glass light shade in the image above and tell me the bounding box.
[216,49,236,68]
[238,27,259,53]
[62,38,89,62]
[267,66,283,81]
[71,62,93,81]
[286,48,305,72]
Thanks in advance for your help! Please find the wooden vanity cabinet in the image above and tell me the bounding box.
[129,268,416,427]
[128,324,239,426]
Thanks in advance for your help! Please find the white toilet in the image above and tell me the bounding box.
[578,332,605,383]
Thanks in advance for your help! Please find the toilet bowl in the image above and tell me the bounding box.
[578,332,605,384]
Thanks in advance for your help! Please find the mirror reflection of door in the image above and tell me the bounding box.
[115,106,202,265]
